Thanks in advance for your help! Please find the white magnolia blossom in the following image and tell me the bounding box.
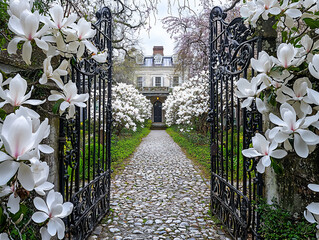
[242,133,287,173]
[8,0,33,18]
[8,10,49,65]
[67,18,98,58]
[39,57,69,89]
[0,74,45,107]
[44,4,77,31]
[235,76,266,110]
[271,43,304,69]
[32,190,73,239]
[269,103,319,158]
[48,80,89,119]
[0,112,51,189]
[276,77,312,116]
[251,51,274,74]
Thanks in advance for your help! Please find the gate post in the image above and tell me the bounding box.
[255,18,279,205]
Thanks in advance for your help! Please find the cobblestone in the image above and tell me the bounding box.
[91,130,225,239]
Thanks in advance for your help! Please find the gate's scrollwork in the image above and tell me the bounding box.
[209,6,263,239]
[59,7,112,240]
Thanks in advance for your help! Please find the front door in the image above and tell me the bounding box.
[154,101,162,122]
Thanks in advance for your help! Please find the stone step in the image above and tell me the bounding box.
[150,122,167,130]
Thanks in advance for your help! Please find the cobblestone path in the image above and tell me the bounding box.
[90,130,227,240]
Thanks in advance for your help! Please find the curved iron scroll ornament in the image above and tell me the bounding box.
[59,7,112,240]
[209,6,263,240]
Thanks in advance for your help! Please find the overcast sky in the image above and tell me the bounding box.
[138,0,225,56]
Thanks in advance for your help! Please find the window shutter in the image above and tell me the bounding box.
[142,77,145,87]
[161,77,164,87]
[152,77,155,87]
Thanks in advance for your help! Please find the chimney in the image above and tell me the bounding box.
[153,46,164,56]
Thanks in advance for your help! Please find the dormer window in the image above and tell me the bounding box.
[154,54,163,65]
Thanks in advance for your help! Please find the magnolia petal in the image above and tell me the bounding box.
[8,193,20,214]
[241,97,254,109]
[22,41,32,65]
[7,37,25,54]
[274,132,289,143]
[296,129,319,144]
[47,218,58,236]
[0,161,19,185]
[269,113,286,127]
[34,197,49,213]
[56,202,73,218]
[74,102,86,108]
[55,217,66,239]
[285,9,302,18]
[304,210,316,223]
[18,163,35,191]
[256,97,267,114]
[294,133,308,158]
[242,148,262,158]
[82,40,97,53]
[0,151,13,162]
[38,144,54,154]
[35,182,54,196]
[48,93,64,101]
[307,202,319,215]
[60,101,70,111]
[35,38,49,51]
[40,227,51,240]
[24,99,46,105]
[261,155,271,167]
[309,184,319,192]
[270,149,287,159]
[32,212,49,223]
[77,42,85,59]
[256,159,265,173]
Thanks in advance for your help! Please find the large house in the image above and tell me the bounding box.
[134,46,186,123]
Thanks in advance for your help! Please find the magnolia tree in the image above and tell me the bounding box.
[163,71,209,134]
[0,0,107,239]
[110,83,151,135]
[238,0,319,236]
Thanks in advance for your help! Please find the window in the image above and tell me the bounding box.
[155,77,162,87]
[137,77,143,88]
[154,54,162,65]
[173,76,179,87]
[163,58,172,66]
[145,58,153,66]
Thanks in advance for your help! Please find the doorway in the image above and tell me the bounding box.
[154,101,162,122]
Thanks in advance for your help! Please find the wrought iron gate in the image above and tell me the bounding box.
[208,7,263,240]
[58,7,112,240]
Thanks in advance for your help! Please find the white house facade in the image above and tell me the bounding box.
[134,46,187,123]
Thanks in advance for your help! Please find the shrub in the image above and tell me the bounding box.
[256,199,317,240]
